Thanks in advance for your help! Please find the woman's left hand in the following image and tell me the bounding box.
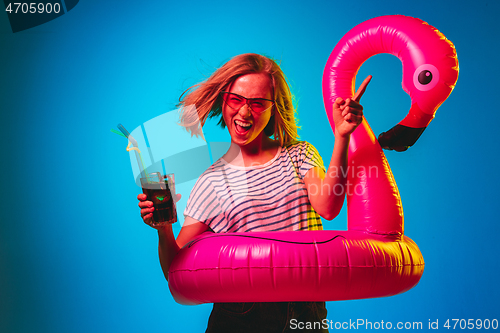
[332,75,372,138]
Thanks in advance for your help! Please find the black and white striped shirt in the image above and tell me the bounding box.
[184,141,325,233]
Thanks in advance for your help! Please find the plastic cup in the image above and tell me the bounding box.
[140,172,177,225]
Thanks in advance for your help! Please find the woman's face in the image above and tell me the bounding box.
[222,73,273,148]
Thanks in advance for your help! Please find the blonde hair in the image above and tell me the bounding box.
[178,53,299,146]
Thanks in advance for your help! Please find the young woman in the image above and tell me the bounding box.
[138,53,370,332]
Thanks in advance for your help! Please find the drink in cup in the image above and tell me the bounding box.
[140,172,177,225]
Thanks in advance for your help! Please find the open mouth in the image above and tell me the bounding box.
[234,120,252,134]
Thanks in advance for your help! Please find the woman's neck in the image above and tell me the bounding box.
[224,136,279,167]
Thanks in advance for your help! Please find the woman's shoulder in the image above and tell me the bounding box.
[284,140,315,152]
[283,140,323,165]
[198,158,227,178]
[190,158,226,187]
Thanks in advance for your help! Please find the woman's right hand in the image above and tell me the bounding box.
[137,192,182,227]
[138,193,155,225]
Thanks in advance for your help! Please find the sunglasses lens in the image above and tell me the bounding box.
[222,93,273,113]
[224,93,244,109]
[249,100,273,113]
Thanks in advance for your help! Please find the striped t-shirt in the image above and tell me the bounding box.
[184,141,325,233]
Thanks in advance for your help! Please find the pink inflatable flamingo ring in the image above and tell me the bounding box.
[167,15,459,305]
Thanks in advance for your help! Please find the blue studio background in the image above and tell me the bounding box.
[1,1,499,332]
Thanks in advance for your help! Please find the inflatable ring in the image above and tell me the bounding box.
[168,15,458,305]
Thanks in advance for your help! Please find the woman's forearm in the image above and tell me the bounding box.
[157,225,180,282]
[156,219,208,281]
[306,133,350,220]
[322,134,350,218]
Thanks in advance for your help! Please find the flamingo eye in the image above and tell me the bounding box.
[418,70,432,85]
[413,64,440,91]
